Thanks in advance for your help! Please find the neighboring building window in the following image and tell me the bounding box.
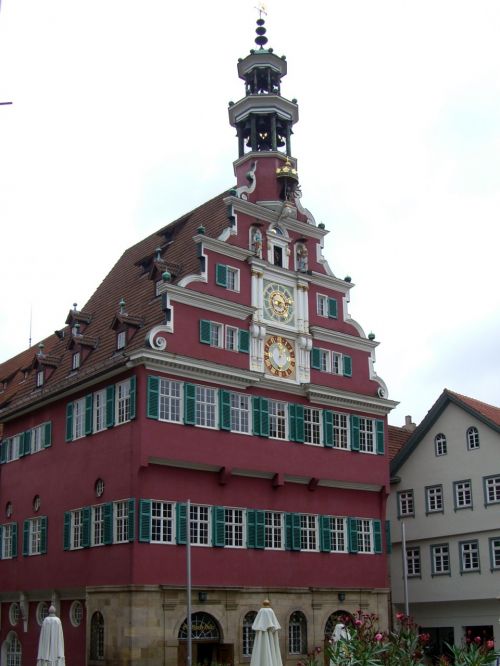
[151,501,174,544]
[224,508,245,548]
[70,600,84,627]
[93,389,107,433]
[116,330,126,350]
[72,351,81,370]
[406,547,421,577]
[357,519,373,553]
[398,490,415,517]
[116,380,131,424]
[304,408,321,446]
[317,294,328,317]
[159,379,182,423]
[1,523,16,559]
[242,611,257,657]
[195,386,217,428]
[113,501,130,543]
[9,603,21,626]
[225,326,238,352]
[226,267,239,292]
[454,480,472,510]
[359,418,375,453]
[92,505,105,546]
[489,537,500,570]
[300,514,318,551]
[460,540,480,573]
[36,370,44,387]
[210,322,223,348]
[4,632,21,666]
[289,611,307,655]
[90,611,105,661]
[431,543,450,575]
[426,485,444,513]
[434,433,447,456]
[73,397,86,440]
[333,413,349,449]
[71,509,85,550]
[467,426,480,450]
[230,393,251,434]
[189,504,210,546]
[265,511,283,549]
[269,400,287,440]
[484,475,500,505]
[36,602,49,626]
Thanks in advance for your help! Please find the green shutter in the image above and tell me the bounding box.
[252,397,261,436]
[43,422,52,448]
[0,439,7,464]
[238,329,250,353]
[147,376,160,419]
[63,513,71,550]
[247,510,256,548]
[285,513,301,551]
[106,385,115,428]
[219,390,231,431]
[184,383,196,425]
[0,526,3,559]
[103,503,113,545]
[373,520,382,554]
[385,520,392,554]
[85,394,93,435]
[40,516,48,554]
[311,347,321,370]
[199,320,211,344]
[288,404,296,442]
[295,405,304,443]
[176,503,187,544]
[127,499,135,542]
[212,506,225,547]
[348,518,358,553]
[376,420,385,455]
[82,507,91,548]
[139,499,152,543]
[320,516,332,552]
[323,410,334,448]
[343,355,352,377]
[350,415,360,452]
[328,298,338,319]
[11,523,17,558]
[23,520,30,556]
[255,510,265,549]
[215,263,227,287]
[129,376,137,420]
[65,403,74,442]
[260,398,269,437]
[22,430,31,456]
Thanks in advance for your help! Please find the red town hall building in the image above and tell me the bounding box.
[0,20,397,666]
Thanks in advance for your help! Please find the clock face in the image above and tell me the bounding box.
[263,281,295,324]
[264,335,296,378]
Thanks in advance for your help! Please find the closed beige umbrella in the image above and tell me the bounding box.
[250,600,283,666]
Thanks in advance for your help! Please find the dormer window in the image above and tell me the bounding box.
[36,370,44,387]
[117,330,126,350]
[72,352,81,371]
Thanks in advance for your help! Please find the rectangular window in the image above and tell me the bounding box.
[330,517,347,552]
[357,519,373,553]
[304,408,321,446]
[225,508,245,548]
[489,537,500,570]
[210,322,223,348]
[435,434,447,456]
[92,505,105,546]
[36,370,44,387]
[151,501,174,543]
[116,330,126,350]
[269,400,287,440]
[319,349,330,372]
[398,490,415,517]
[331,352,342,375]
[317,294,328,317]
[29,517,43,555]
[265,511,283,549]
[225,326,238,352]
[230,393,251,434]
[71,509,84,550]
[31,425,43,454]
[116,380,131,424]
[226,267,239,292]
[460,540,480,573]
[454,480,472,510]
[426,485,444,513]
[114,501,129,543]
[93,389,107,433]
[333,413,349,449]
[159,379,182,423]
[300,514,318,551]
[431,543,450,575]
[73,397,86,440]
[189,505,210,546]
[1,523,15,559]
[484,476,500,505]
[72,351,81,370]
[5,435,21,462]
[195,386,217,428]
[406,546,421,577]
[359,418,375,453]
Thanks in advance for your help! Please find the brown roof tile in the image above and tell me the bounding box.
[388,425,412,461]
[446,389,500,427]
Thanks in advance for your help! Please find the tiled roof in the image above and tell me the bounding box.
[446,390,500,427]
[0,189,233,419]
[387,425,412,461]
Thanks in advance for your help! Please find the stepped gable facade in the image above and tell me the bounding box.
[0,18,396,666]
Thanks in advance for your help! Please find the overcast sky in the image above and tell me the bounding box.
[0,1,499,426]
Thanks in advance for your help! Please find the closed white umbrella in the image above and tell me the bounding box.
[37,606,65,666]
[250,600,283,666]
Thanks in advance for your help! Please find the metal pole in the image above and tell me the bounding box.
[187,499,192,666]
[401,521,409,616]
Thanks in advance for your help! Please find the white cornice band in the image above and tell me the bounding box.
[156,284,254,321]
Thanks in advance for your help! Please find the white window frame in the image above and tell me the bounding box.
[243,612,257,657]
[333,413,350,449]
[454,480,472,509]
[151,501,175,544]
[71,509,84,550]
[357,519,373,553]
[225,325,238,352]
[116,380,131,425]
[70,600,84,627]
[269,400,288,440]
[426,485,444,513]
[406,546,421,577]
[91,504,105,547]
[28,517,43,555]
[288,612,307,655]
[467,426,480,450]
[1,523,15,559]
[224,508,245,548]
[431,543,450,575]
[485,475,500,505]
[195,385,218,429]
[6,434,22,462]
[159,379,182,423]
[330,517,347,552]
[460,540,480,573]
[113,500,129,543]
[73,397,86,440]
[317,294,328,317]
[116,330,126,350]
[319,349,330,372]
[210,322,223,348]
[93,389,107,433]
[36,369,44,387]
[226,266,240,292]
[359,417,375,453]
[31,425,43,454]
[331,352,342,375]
[189,504,211,546]
[300,514,318,551]
[304,408,321,446]
[435,433,447,456]
[265,511,284,550]
[72,351,81,370]
[398,490,415,517]
[230,393,252,434]
[489,537,500,570]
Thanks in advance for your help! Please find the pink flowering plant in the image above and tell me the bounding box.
[442,634,499,666]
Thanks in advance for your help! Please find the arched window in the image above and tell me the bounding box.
[324,611,352,639]
[467,426,480,450]
[434,433,447,456]
[242,611,257,657]
[2,631,22,666]
[178,612,220,641]
[289,611,307,655]
[90,611,104,661]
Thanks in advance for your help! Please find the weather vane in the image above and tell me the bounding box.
[255,3,267,19]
